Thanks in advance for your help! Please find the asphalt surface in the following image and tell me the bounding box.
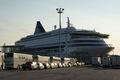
[0,66,120,80]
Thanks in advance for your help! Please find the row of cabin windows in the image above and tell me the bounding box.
[68,44,107,47]
[20,33,66,42]
[71,35,99,39]
[19,34,99,43]
[69,40,104,43]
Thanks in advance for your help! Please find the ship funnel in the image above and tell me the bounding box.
[34,21,46,35]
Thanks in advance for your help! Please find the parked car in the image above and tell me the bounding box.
[37,62,44,69]
[58,63,63,68]
[50,63,56,69]
[62,63,66,68]
[43,63,51,69]
[22,61,38,70]
[64,63,69,67]
[54,63,58,68]
[68,63,72,67]
[73,63,78,66]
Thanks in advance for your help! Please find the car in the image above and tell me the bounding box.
[22,61,38,70]
[43,63,51,69]
[76,62,82,66]
[73,63,78,66]
[37,62,44,69]
[22,62,32,70]
[50,63,56,69]
[62,63,66,68]
[68,63,72,67]
[54,63,58,68]
[81,62,85,66]
[31,61,38,70]
[58,63,63,68]
[64,63,69,68]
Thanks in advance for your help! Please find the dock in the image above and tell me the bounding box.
[0,67,119,80]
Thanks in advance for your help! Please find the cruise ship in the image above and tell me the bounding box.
[15,19,114,63]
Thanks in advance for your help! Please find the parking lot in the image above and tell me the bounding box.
[0,66,120,80]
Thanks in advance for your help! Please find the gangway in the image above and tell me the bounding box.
[0,45,24,53]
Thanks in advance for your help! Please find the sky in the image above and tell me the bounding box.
[0,0,120,55]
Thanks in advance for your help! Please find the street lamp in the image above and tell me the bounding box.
[56,8,64,57]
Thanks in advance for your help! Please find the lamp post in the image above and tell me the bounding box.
[56,8,64,57]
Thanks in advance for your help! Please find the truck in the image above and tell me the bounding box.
[102,56,111,67]
[0,52,5,70]
[92,57,101,66]
[5,53,33,69]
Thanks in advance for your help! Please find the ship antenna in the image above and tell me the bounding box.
[67,17,70,28]
[54,25,57,30]
[93,28,96,31]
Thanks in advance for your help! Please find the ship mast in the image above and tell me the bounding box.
[67,17,70,28]
[56,8,64,57]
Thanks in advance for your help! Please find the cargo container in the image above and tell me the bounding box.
[92,57,101,66]
[102,56,111,67]
[0,52,5,70]
[111,56,120,68]
[5,53,33,69]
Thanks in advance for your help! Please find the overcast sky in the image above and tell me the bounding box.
[0,0,120,55]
